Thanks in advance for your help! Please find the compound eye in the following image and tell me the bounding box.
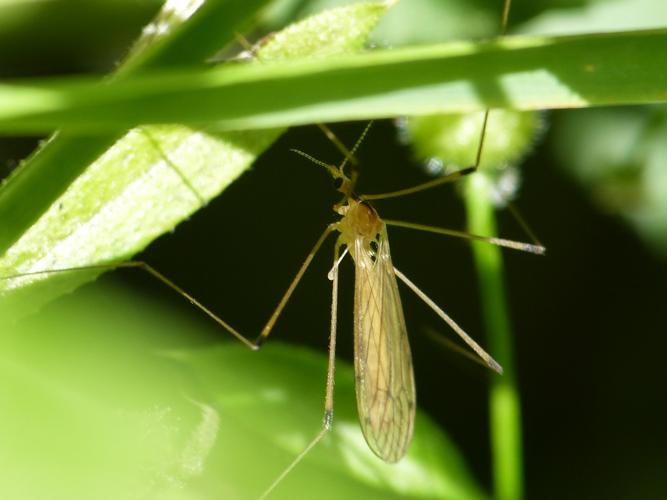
[333,177,344,189]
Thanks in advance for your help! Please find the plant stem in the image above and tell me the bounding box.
[464,174,524,500]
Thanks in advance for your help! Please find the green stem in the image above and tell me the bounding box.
[464,174,524,500]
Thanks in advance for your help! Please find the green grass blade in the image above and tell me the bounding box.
[464,175,525,500]
[0,28,666,133]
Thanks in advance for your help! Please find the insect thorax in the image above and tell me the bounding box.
[336,199,384,248]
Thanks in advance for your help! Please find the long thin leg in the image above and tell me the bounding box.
[363,2,514,203]
[393,266,503,374]
[255,223,337,346]
[423,327,490,369]
[384,219,545,255]
[259,243,342,499]
[2,224,337,350]
[358,114,482,202]
[320,118,544,249]
[361,166,476,201]
[507,201,543,248]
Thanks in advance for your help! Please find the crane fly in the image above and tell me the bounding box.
[284,122,514,465]
[252,119,543,497]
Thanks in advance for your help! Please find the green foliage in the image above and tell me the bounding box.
[0,284,486,499]
[0,1,391,318]
[0,3,489,497]
[1,29,667,134]
[1,1,667,499]
[0,0,274,258]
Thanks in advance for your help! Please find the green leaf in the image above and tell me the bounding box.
[0,283,487,499]
[0,28,666,135]
[0,1,392,316]
[0,0,274,255]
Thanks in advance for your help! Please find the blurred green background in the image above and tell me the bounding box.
[1,0,666,499]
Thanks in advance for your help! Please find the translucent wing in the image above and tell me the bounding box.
[352,227,416,462]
